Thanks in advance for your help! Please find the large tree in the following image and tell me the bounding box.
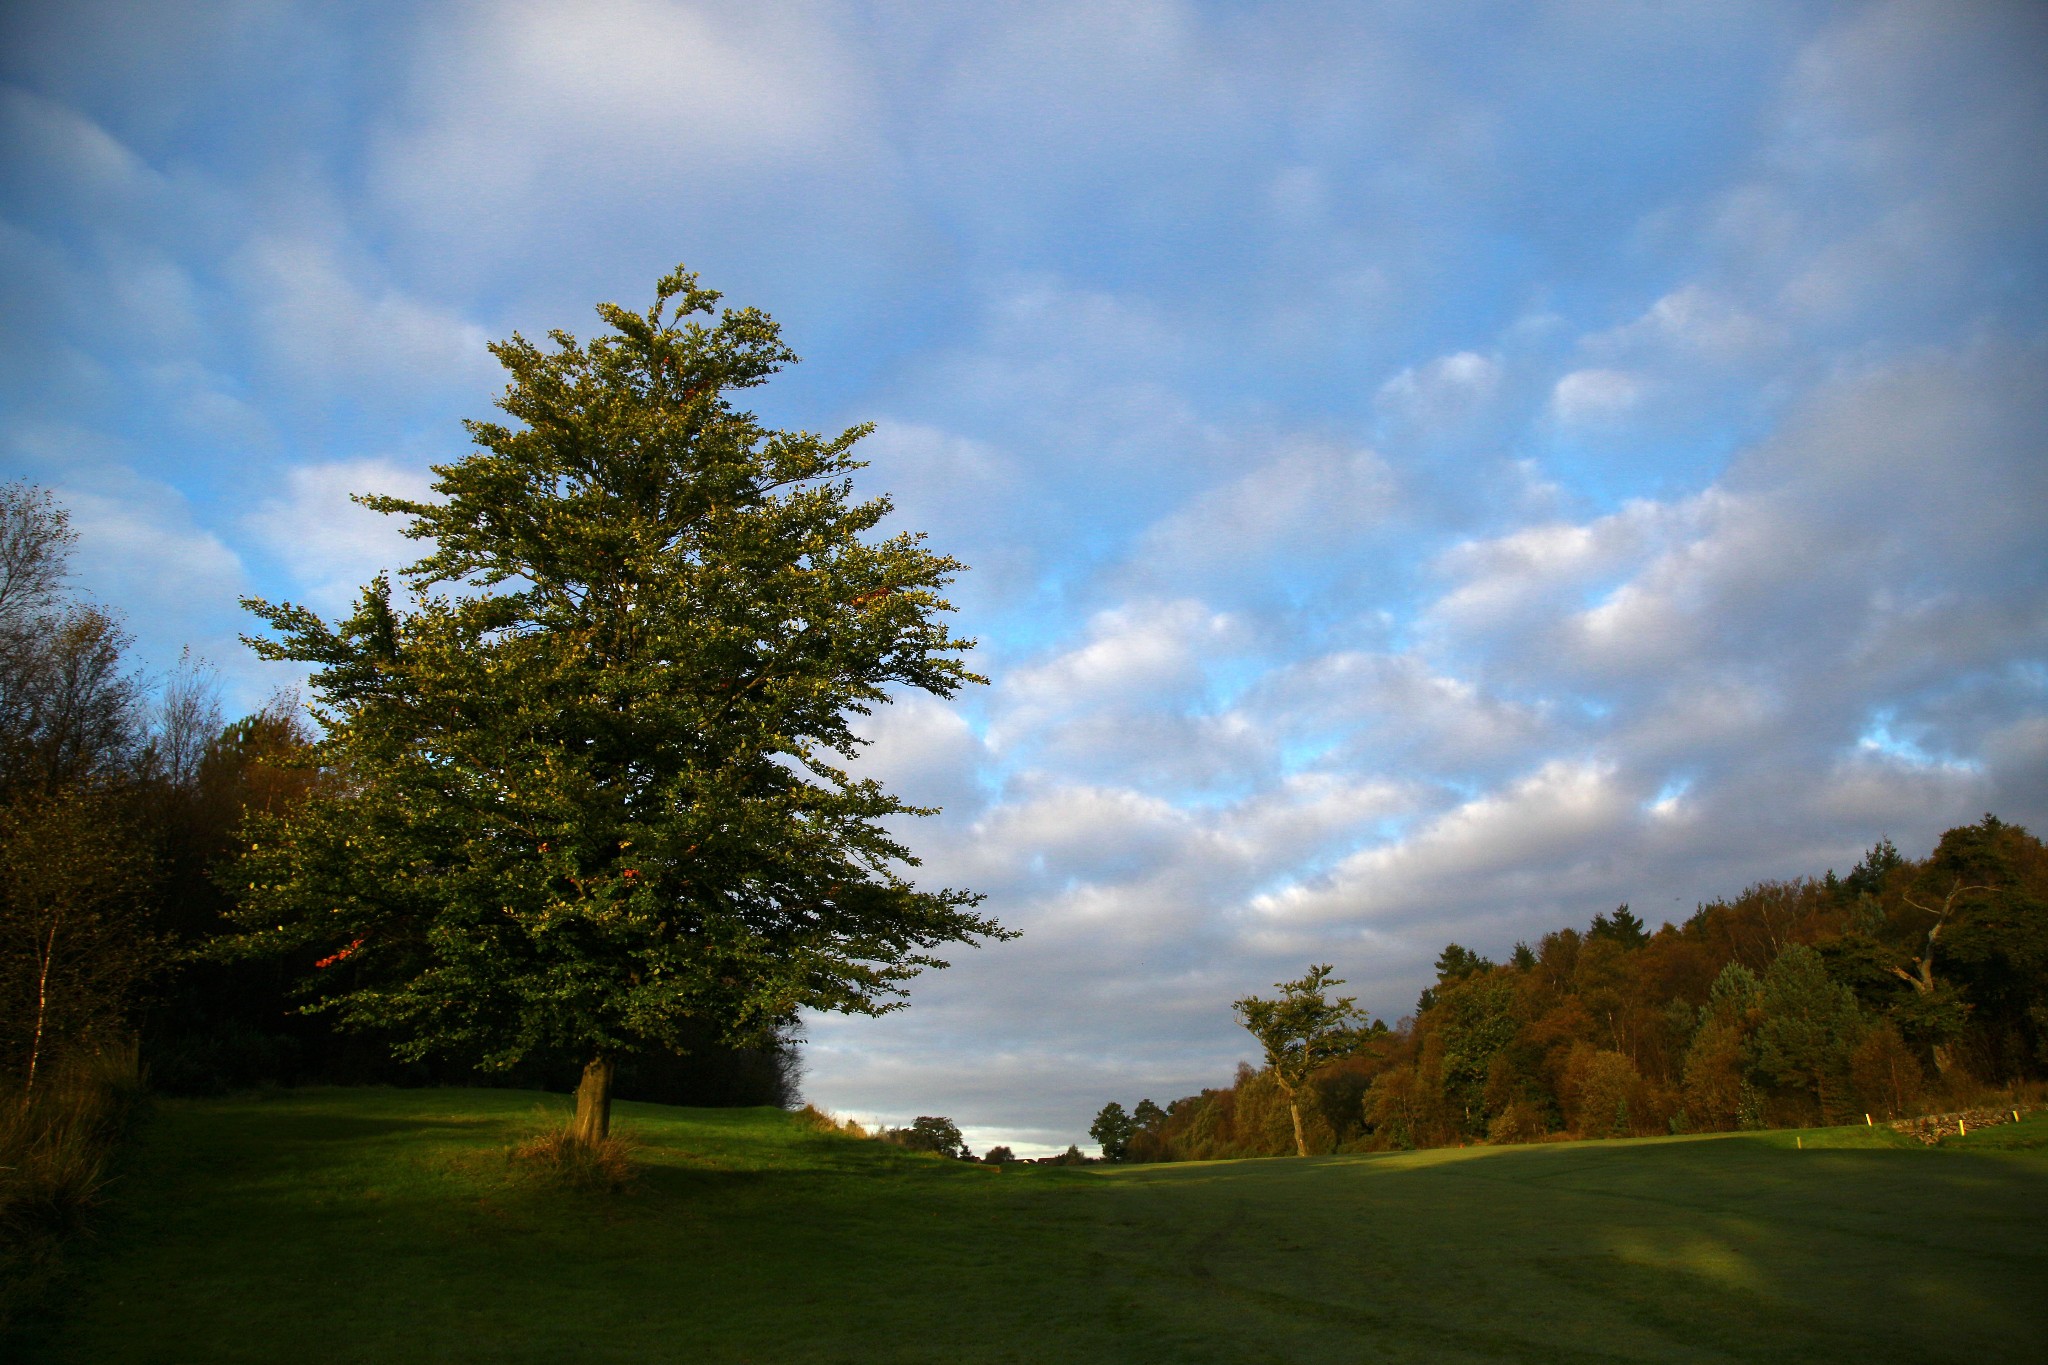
[231,266,1007,1144]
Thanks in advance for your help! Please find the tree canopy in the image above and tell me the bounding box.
[229,265,1010,1140]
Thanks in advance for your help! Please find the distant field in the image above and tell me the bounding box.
[18,1089,2046,1364]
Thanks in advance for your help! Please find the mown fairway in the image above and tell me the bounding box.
[20,1089,2046,1364]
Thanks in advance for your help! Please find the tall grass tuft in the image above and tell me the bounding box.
[1,1043,144,1337]
[793,1104,868,1138]
[509,1123,639,1194]
[1,1044,142,1239]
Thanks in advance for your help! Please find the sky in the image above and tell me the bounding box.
[3,0,2045,1155]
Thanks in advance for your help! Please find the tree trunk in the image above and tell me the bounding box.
[1288,1099,1307,1158]
[570,1056,614,1147]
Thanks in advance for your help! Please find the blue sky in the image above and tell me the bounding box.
[3,0,2045,1154]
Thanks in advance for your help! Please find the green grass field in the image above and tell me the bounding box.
[17,1089,2046,1364]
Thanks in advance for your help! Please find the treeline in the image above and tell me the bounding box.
[0,483,799,1111]
[1094,817,2048,1160]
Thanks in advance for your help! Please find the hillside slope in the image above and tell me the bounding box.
[20,1089,2046,1364]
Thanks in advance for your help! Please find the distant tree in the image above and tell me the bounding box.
[1563,1046,1647,1138]
[981,1144,1015,1165]
[1588,905,1647,949]
[1681,962,1763,1130]
[0,483,142,799]
[1435,944,1493,981]
[1234,964,1366,1157]
[1417,943,1493,1012]
[888,1115,968,1159]
[225,266,1008,1148]
[1132,1097,1166,1131]
[1910,816,2047,1080]
[1089,1101,1135,1161]
[1509,941,1537,971]
[1843,837,1905,898]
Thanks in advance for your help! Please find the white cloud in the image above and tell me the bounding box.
[1375,350,1502,425]
[1000,598,1244,724]
[1548,368,1643,424]
[245,458,437,616]
[1254,760,1633,928]
[1594,285,1782,364]
[846,692,990,821]
[1130,437,1395,583]
[0,83,164,208]
[231,233,494,399]
[58,479,243,618]
[372,0,874,240]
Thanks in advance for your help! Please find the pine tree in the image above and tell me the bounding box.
[230,266,1008,1144]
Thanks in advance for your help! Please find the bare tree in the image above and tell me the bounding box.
[0,482,73,621]
[0,485,143,796]
[147,649,225,790]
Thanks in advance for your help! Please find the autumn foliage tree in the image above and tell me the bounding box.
[227,266,1008,1146]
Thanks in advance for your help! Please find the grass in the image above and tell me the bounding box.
[13,1090,2046,1364]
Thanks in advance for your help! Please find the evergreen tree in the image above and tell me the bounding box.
[1754,945,1864,1121]
[1587,904,1647,948]
[229,266,1009,1144]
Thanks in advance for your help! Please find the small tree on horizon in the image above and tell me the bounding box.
[227,265,1010,1147]
[1234,963,1366,1157]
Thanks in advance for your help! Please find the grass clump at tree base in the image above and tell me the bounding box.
[16,1087,2048,1364]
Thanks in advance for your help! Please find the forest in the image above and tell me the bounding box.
[1093,817,2048,1161]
